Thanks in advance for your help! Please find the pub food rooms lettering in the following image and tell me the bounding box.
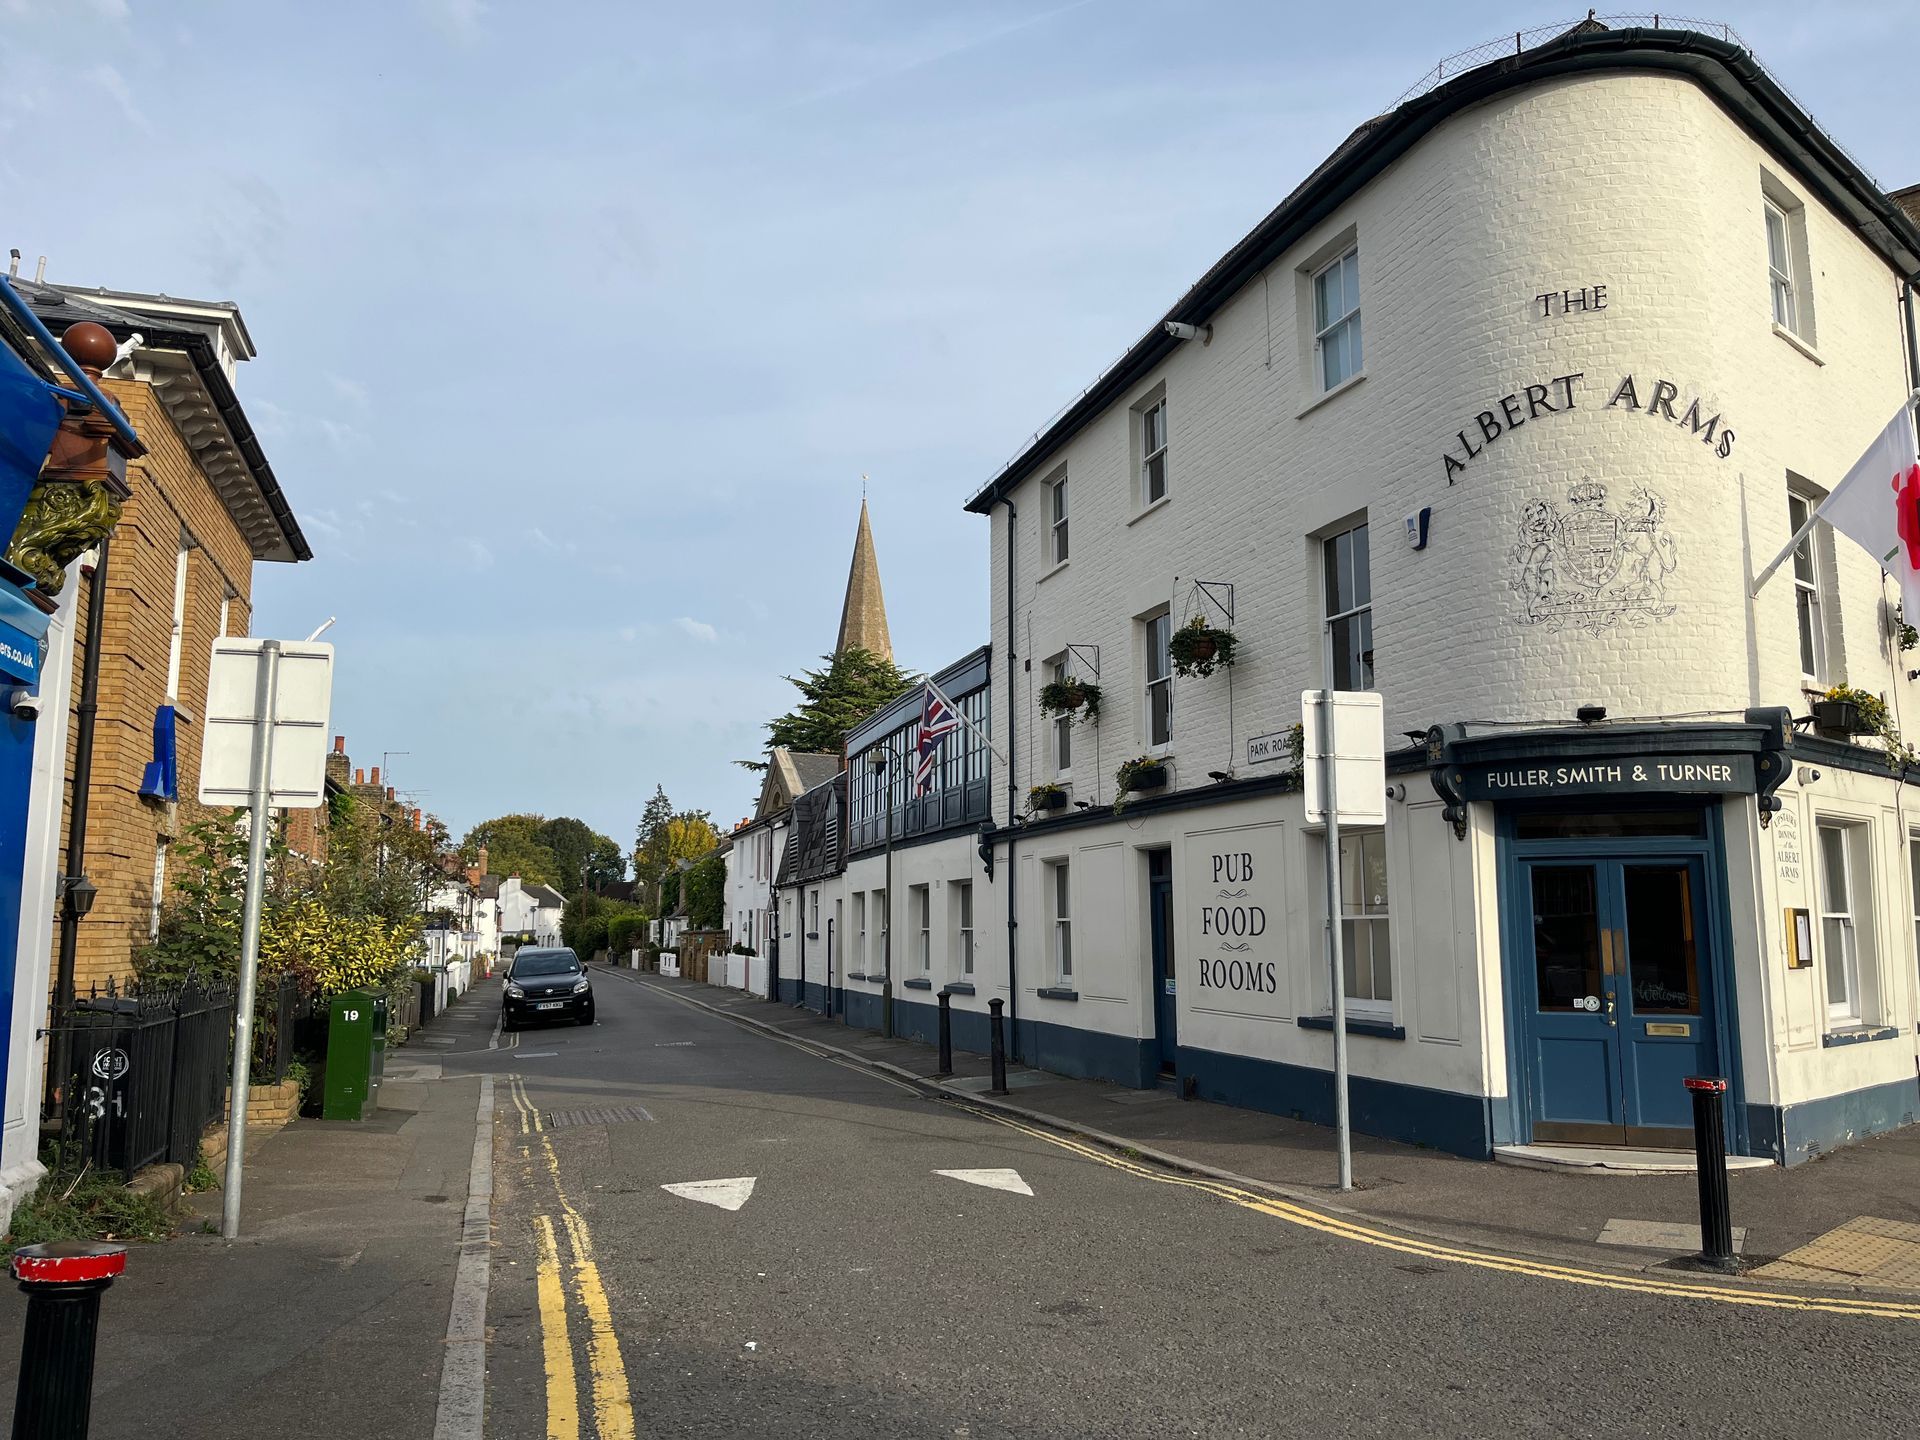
[1196,849,1277,994]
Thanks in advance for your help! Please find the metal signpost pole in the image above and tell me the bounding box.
[222,640,282,1239]
[1318,688,1353,1192]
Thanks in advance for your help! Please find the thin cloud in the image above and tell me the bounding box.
[674,617,719,644]
[84,64,147,132]
[327,373,371,410]
[462,537,495,570]
[419,0,484,41]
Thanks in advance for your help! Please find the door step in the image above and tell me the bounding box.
[1494,1143,1773,1174]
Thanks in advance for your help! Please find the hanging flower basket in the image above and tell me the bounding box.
[1113,756,1170,814]
[1168,616,1238,679]
[1813,684,1887,742]
[1027,783,1068,814]
[1038,677,1101,725]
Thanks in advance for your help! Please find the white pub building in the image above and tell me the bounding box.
[939,21,1920,1165]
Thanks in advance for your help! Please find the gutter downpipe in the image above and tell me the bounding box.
[997,497,1019,1063]
[49,537,108,1125]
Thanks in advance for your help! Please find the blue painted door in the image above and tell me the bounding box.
[1519,857,1717,1145]
[1148,850,1177,1074]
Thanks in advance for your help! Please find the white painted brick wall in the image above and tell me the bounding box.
[986,72,1918,816]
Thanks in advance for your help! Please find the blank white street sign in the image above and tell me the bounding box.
[661,1177,757,1211]
[1301,690,1387,826]
[934,1168,1033,1196]
[199,639,334,809]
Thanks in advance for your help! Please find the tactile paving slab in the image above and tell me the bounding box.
[1753,1216,1920,1290]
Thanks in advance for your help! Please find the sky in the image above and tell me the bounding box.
[1,1,1912,854]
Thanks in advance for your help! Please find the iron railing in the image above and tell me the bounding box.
[46,976,238,1177]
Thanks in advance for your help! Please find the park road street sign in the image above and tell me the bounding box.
[198,639,334,809]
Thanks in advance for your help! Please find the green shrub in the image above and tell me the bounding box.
[185,1145,220,1194]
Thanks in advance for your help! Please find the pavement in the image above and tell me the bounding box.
[0,985,497,1440]
[613,969,1920,1280]
[5,966,1920,1437]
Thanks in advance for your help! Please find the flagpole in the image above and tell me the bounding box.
[1751,388,1920,597]
[923,673,1008,768]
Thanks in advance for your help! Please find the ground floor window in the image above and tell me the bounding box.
[913,885,931,974]
[1048,860,1072,983]
[1339,830,1391,1013]
[955,881,974,976]
[853,893,866,972]
[1817,821,1863,1022]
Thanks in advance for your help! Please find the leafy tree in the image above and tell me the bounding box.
[757,646,915,761]
[658,868,682,916]
[632,789,718,910]
[461,813,559,887]
[684,852,726,930]
[136,818,263,986]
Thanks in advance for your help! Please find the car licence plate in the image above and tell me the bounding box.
[536,1001,565,1010]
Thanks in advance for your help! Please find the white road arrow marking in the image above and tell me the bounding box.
[661,1177,757,1211]
[934,1168,1033,1196]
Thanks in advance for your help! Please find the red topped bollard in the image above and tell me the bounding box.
[1683,1076,1738,1273]
[10,1241,126,1439]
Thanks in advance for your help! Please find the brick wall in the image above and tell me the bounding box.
[56,379,259,990]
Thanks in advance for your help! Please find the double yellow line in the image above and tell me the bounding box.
[507,1075,636,1438]
[956,1101,1920,1322]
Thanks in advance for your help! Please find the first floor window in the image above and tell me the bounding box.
[1145,610,1172,747]
[149,841,168,940]
[1140,396,1168,505]
[1049,860,1072,982]
[1339,830,1391,1012]
[1765,198,1798,333]
[1818,822,1862,1021]
[1787,487,1827,684]
[956,881,974,976]
[1313,246,1362,391]
[1323,521,1373,690]
[1050,657,1072,772]
[1048,473,1069,565]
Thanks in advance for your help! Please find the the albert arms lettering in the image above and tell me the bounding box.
[1442,372,1583,484]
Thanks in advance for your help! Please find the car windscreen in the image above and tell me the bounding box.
[512,952,580,977]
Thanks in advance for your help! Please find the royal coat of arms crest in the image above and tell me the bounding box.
[1511,481,1677,635]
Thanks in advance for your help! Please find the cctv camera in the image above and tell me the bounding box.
[6,689,40,722]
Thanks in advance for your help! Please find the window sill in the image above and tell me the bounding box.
[1772,323,1824,366]
[1821,1024,1899,1048]
[1297,1013,1405,1040]
[1296,369,1367,420]
[903,977,933,990]
[1036,557,1070,585]
[846,971,869,981]
[1035,986,1079,1002]
[1126,495,1172,528]
[942,981,977,996]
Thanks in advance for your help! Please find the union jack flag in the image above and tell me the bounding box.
[914,684,961,795]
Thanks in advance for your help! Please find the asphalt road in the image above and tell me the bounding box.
[459,971,1920,1439]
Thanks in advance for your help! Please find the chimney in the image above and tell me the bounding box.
[333,735,345,754]
[355,768,365,785]
[386,786,395,802]
[369,766,381,787]
[478,845,489,874]
[412,807,422,828]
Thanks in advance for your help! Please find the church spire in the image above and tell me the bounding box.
[835,497,893,662]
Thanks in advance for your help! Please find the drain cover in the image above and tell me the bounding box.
[544,1104,655,1130]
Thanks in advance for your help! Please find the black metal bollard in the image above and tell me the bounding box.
[936,990,954,1077]
[1684,1076,1738,1272]
[11,1241,126,1440]
[988,998,1009,1096]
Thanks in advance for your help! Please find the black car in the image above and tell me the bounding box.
[502,947,594,1029]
